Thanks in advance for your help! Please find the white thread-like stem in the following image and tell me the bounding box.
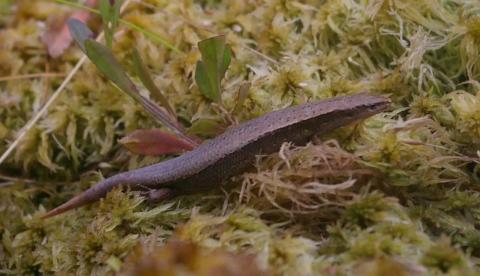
[0,55,88,165]
[0,0,132,166]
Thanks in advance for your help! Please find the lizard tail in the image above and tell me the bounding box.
[42,173,128,219]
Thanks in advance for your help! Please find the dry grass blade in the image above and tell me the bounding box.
[0,0,133,167]
[0,55,88,166]
[136,95,200,146]
[132,48,176,117]
[0,72,66,82]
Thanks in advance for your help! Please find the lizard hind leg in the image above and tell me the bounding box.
[145,188,176,204]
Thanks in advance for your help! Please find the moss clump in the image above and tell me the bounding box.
[119,240,267,276]
[421,238,473,275]
[1,0,480,275]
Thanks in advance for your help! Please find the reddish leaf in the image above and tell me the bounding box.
[43,0,97,58]
[119,129,195,156]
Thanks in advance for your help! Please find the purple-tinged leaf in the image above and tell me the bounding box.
[119,129,195,156]
[67,18,94,54]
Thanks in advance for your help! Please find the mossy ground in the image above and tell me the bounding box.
[1,0,480,275]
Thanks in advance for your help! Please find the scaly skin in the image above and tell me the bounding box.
[43,94,390,218]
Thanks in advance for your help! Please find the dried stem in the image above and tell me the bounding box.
[0,0,133,166]
[0,72,66,82]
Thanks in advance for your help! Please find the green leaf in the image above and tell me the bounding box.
[99,0,122,48]
[67,18,93,53]
[99,0,111,47]
[195,35,232,103]
[82,39,200,146]
[111,0,122,29]
[132,48,175,116]
[195,61,217,102]
[219,44,232,77]
[99,0,109,20]
[84,39,140,101]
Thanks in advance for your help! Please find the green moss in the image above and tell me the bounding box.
[421,238,472,274]
[1,0,480,274]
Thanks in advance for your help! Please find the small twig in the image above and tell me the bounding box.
[0,182,16,188]
[41,61,52,106]
[0,174,37,183]
[0,179,56,196]
[0,0,133,166]
[211,103,237,126]
[241,45,279,65]
[0,72,66,82]
[0,174,60,195]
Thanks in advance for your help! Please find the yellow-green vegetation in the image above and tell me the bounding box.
[1,0,480,275]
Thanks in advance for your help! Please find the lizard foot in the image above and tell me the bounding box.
[145,188,176,204]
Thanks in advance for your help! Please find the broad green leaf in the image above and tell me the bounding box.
[67,18,93,53]
[195,35,232,103]
[195,61,217,102]
[132,48,175,117]
[220,44,232,77]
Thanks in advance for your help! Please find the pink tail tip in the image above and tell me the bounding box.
[41,206,70,219]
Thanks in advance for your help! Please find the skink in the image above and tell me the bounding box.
[43,94,390,218]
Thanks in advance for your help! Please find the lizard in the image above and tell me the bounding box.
[43,94,390,218]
